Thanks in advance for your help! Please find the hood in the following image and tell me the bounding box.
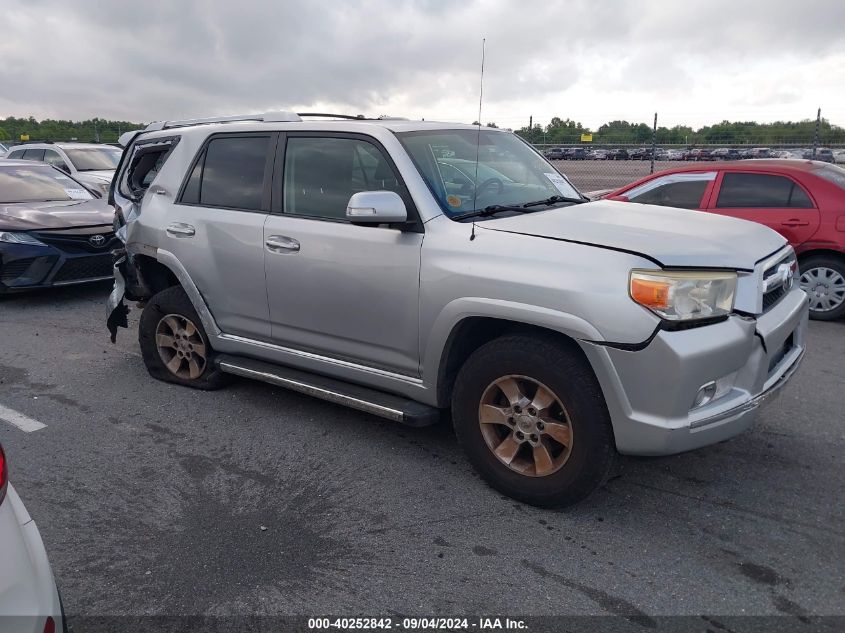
[74,170,114,183]
[480,200,786,270]
[0,199,114,231]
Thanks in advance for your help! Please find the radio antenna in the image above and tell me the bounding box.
[470,37,486,242]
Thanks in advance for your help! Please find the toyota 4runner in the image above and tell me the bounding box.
[107,112,808,507]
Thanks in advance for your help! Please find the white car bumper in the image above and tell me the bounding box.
[0,485,62,633]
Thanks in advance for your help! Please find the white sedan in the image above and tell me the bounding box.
[0,444,64,633]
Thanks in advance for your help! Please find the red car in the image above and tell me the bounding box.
[604,160,845,320]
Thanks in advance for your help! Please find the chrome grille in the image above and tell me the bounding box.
[761,252,797,312]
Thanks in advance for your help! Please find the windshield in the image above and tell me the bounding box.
[0,164,94,203]
[397,129,581,218]
[64,146,121,171]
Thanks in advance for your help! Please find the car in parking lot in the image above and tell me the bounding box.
[604,159,845,320]
[0,444,64,633]
[5,142,121,196]
[802,148,835,163]
[605,148,628,160]
[108,112,807,507]
[0,160,118,293]
[711,148,741,161]
[687,148,712,161]
[543,147,565,160]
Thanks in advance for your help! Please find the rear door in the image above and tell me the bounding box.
[167,133,275,339]
[707,171,820,246]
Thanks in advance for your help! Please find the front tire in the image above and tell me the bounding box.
[799,254,845,321]
[451,334,617,508]
[138,285,229,389]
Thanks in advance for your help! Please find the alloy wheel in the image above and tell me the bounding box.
[478,375,573,477]
[800,266,845,313]
[155,314,207,379]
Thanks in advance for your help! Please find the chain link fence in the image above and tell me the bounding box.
[531,143,845,193]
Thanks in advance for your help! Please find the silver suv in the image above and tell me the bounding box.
[5,142,121,195]
[107,112,808,507]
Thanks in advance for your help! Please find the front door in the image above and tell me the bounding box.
[263,133,423,376]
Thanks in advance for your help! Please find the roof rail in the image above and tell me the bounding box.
[144,111,302,132]
[297,113,367,120]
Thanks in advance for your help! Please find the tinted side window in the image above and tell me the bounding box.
[283,137,403,220]
[628,179,709,209]
[22,148,45,161]
[7,149,25,159]
[198,136,270,210]
[716,173,813,208]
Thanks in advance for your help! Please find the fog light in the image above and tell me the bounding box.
[691,372,738,410]
[693,381,718,408]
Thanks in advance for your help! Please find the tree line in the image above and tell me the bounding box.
[2,114,843,147]
[511,117,845,146]
[0,117,145,144]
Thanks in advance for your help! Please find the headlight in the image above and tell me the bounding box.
[630,269,737,321]
[0,231,46,246]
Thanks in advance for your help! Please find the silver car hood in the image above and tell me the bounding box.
[480,200,787,270]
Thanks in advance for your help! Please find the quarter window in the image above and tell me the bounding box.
[716,173,813,208]
[625,172,715,209]
[283,137,404,220]
[181,136,270,210]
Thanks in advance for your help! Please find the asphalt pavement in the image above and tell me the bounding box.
[0,282,843,624]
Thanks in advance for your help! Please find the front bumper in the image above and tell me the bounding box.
[0,486,62,632]
[0,239,114,293]
[581,286,809,456]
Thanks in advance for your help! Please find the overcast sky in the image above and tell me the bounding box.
[2,0,843,130]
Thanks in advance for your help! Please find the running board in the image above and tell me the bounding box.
[216,355,440,427]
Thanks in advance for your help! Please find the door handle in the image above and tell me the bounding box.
[166,223,195,237]
[265,235,300,253]
[781,219,809,227]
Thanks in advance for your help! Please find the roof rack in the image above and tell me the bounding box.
[144,111,302,132]
[142,110,409,133]
[298,112,367,120]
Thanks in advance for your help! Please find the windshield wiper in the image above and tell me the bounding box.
[452,204,536,221]
[521,195,587,207]
[452,195,586,221]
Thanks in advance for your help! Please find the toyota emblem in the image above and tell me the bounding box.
[89,234,107,247]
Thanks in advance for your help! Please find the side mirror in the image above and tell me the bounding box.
[346,191,407,224]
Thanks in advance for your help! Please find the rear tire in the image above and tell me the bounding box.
[451,334,617,508]
[799,254,845,321]
[139,285,229,390]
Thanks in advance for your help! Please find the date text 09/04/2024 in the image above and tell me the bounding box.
[307,617,528,630]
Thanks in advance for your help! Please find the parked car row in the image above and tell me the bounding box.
[541,146,842,162]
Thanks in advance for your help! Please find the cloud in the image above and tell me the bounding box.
[0,0,842,129]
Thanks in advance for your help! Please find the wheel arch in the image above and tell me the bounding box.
[136,248,221,337]
[796,248,845,265]
[429,304,603,408]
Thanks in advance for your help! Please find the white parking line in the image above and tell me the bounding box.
[0,404,47,432]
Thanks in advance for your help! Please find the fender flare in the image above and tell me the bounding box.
[154,248,221,337]
[422,297,604,393]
